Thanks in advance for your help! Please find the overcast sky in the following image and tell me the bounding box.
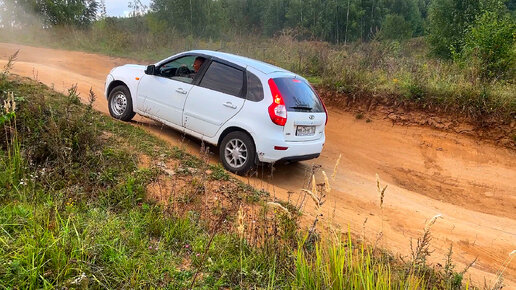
[105,0,152,17]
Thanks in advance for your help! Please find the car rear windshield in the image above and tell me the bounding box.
[273,78,324,112]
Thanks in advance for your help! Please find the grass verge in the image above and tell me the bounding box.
[0,72,485,288]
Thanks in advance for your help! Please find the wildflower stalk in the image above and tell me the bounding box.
[237,205,246,287]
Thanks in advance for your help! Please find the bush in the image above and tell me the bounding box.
[427,0,482,58]
[462,11,516,80]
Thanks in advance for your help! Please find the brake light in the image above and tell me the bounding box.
[268,79,287,126]
[321,98,328,125]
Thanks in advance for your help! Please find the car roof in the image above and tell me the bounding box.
[189,50,290,75]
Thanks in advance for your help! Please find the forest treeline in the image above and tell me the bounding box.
[2,0,514,79]
[2,0,515,43]
[0,0,515,119]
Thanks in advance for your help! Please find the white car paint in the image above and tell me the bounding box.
[105,50,327,165]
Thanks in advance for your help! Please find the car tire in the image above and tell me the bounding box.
[108,85,136,122]
[219,131,256,175]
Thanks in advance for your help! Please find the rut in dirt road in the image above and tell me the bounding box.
[1,43,515,287]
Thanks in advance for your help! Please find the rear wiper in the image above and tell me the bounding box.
[289,106,313,111]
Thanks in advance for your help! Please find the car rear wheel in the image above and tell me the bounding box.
[108,85,135,121]
[219,131,256,175]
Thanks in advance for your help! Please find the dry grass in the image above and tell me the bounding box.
[411,214,443,268]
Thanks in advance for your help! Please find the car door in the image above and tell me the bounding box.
[183,61,246,138]
[136,55,201,126]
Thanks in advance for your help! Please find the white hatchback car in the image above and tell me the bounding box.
[105,50,327,174]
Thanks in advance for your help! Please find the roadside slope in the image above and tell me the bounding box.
[1,43,515,287]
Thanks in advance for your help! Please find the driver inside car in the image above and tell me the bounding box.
[192,57,205,74]
[176,56,205,79]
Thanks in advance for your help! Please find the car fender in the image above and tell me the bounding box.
[106,65,146,108]
[215,120,259,148]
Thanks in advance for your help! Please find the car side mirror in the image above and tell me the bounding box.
[145,65,156,75]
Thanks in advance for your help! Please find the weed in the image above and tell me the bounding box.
[0,91,23,196]
[0,49,18,82]
[411,214,443,269]
[491,250,516,289]
[209,164,230,181]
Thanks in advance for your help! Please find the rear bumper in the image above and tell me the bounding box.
[277,153,320,163]
[256,135,325,163]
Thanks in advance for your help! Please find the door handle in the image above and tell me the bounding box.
[176,88,188,95]
[223,102,237,109]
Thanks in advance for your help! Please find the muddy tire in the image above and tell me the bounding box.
[219,131,256,175]
[108,85,135,122]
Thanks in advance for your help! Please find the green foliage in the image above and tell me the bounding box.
[0,0,98,28]
[0,111,15,126]
[0,113,23,197]
[293,233,427,289]
[1,0,514,46]
[380,14,414,40]
[209,164,230,181]
[146,0,426,43]
[427,0,509,59]
[151,0,228,38]
[427,0,483,58]
[41,0,99,27]
[383,0,424,35]
[462,11,516,80]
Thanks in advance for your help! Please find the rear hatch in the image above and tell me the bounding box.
[273,77,327,142]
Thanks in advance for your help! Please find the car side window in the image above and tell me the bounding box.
[199,62,243,97]
[158,55,197,84]
[246,72,264,102]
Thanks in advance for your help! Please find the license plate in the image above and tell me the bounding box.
[296,125,316,136]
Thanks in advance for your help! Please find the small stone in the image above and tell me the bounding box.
[388,114,398,121]
[164,169,175,176]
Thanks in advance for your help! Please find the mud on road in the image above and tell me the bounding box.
[1,43,515,287]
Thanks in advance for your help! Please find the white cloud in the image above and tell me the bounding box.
[104,0,151,17]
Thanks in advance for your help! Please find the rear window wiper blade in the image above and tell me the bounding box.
[289,106,313,111]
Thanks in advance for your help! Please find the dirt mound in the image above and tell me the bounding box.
[317,87,516,148]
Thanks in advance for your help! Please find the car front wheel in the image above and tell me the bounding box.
[108,85,135,121]
[219,131,256,175]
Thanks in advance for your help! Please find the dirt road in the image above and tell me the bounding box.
[1,43,515,287]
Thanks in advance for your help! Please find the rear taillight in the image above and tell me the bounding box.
[321,99,328,125]
[268,79,287,126]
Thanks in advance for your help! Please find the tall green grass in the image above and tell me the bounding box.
[294,233,428,289]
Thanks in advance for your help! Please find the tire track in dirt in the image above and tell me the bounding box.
[1,43,515,287]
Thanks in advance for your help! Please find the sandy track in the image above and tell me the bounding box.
[1,43,515,287]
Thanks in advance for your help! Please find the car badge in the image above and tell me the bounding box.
[309,115,315,120]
